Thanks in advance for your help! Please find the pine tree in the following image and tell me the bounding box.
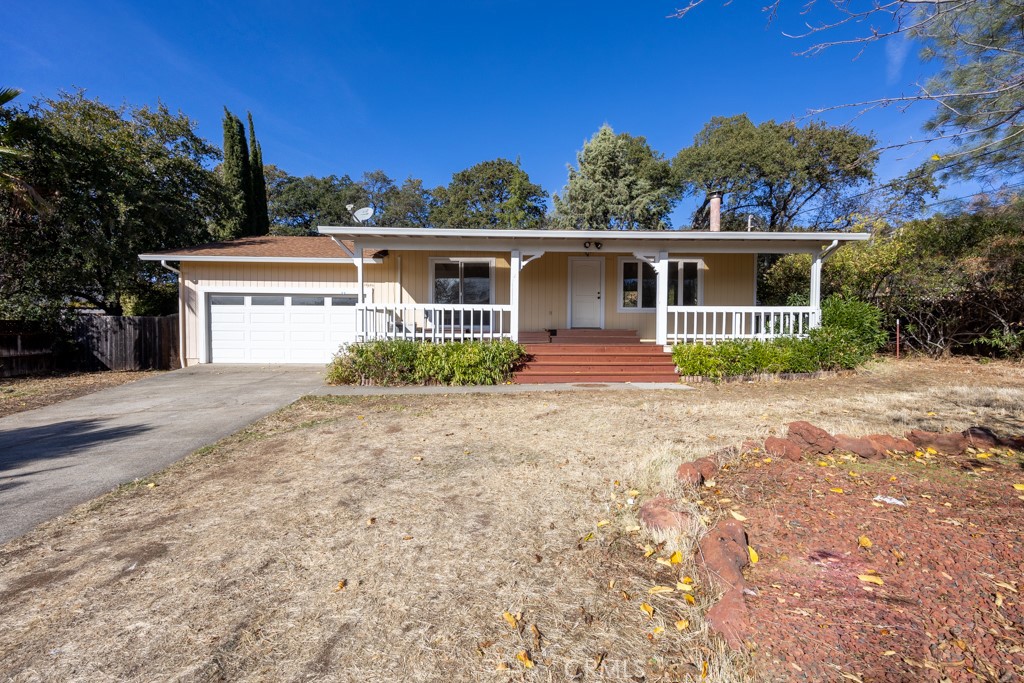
[553,125,674,230]
[220,108,252,238]
[247,112,269,235]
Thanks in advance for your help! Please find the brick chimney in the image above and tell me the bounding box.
[709,192,722,232]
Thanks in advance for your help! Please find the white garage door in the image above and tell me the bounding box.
[209,294,358,363]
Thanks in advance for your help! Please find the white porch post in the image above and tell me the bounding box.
[510,249,521,342]
[809,253,822,328]
[354,242,365,339]
[655,250,669,346]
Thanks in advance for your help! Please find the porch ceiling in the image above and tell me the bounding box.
[317,226,869,254]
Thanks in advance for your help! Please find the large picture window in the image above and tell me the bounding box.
[430,259,494,327]
[619,258,702,310]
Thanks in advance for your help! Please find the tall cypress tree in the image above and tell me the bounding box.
[247,112,269,235]
[220,107,252,238]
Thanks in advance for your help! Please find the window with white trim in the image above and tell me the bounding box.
[619,258,703,310]
[429,258,495,327]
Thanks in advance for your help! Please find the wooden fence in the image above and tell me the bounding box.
[0,320,55,377]
[0,316,179,377]
[73,315,179,372]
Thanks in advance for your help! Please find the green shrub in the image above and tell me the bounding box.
[326,339,526,386]
[671,304,881,380]
[672,342,726,379]
[820,295,887,351]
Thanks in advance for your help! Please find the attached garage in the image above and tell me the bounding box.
[208,293,358,363]
[139,236,386,367]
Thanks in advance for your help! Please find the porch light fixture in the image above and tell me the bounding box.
[583,241,592,249]
[595,242,603,250]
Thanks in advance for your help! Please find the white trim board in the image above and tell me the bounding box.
[140,255,382,264]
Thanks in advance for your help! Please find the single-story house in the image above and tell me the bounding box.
[139,227,868,367]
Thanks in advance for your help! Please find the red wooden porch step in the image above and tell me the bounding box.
[514,332,678,384]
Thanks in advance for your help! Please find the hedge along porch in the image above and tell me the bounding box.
[317,227,869,348]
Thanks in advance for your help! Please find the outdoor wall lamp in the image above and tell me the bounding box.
[582,241,604,250]
[583,241,592,249]
[595,242,603,250]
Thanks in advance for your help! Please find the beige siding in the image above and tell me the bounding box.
[180,251,755,363]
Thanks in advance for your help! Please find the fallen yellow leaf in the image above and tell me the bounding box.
[333,579,347,592]
[670,550,682,564]
[597,519,610,527]
[702,660,709,679]
[829,488,845,494]
[640,602,654,618]
[858,535,873,549]
[643,545,655,558]
[818,461,829,467]
[502,611,518,629]
[926,447,938,455]
[680,576,694,585]
[675,619,690,630]
[516,650,534,669]
[676,582,693,592]
[652,626,665,635]
[1013,484,1024,491]
[648,586,674,595]
[762,457,772,463]
[976,453,992,459]
[729,510,748,521]
[858,574,884,586]
[656,558,673,567]
[684,593,696,604]
[748,546,759,564]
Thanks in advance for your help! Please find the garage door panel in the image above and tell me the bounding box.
[251,313,287,324]
[250,330,287,342]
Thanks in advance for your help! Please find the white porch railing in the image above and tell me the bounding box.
[357,303,513,342]
[666,306,819,344]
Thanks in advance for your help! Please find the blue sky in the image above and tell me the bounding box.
[7,1,954,224]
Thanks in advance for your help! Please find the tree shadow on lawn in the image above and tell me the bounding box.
[0,419,152,473]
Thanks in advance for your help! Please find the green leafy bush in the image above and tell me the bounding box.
[326,339,526,386]
[672,303,881,380]
[820,295,887,351]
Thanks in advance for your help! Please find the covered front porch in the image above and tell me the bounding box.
[317,226,867,348]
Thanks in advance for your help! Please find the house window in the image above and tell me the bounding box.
[430,259,494,327]
[619,259,702,309]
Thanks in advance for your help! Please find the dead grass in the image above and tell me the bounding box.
[0,357,1021,682]
[0,371,157,418]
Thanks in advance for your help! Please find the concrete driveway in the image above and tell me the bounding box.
[0,365,324,544]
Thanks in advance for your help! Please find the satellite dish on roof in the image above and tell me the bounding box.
[352,206,374,223]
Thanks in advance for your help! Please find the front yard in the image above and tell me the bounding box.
[0,358,1021,681]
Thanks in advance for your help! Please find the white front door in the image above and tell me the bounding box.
[569,258,603,328]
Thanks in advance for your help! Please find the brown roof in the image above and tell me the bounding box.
[142,236,383,260]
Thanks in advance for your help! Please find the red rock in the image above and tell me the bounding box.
[639,495,690,534]
[698,518,749,590]
[692,457,719,480]
[675,462,703,487]
[764,436,803,462]
[906,429,968,454]
[834,434,885,460]
[787,421,837,455]
[962,426,1003,449]
[865,433,916,454]
[706,588,751,650]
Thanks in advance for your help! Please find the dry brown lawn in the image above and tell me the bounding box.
[0,371,157,418]
[0,358,1021,682]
